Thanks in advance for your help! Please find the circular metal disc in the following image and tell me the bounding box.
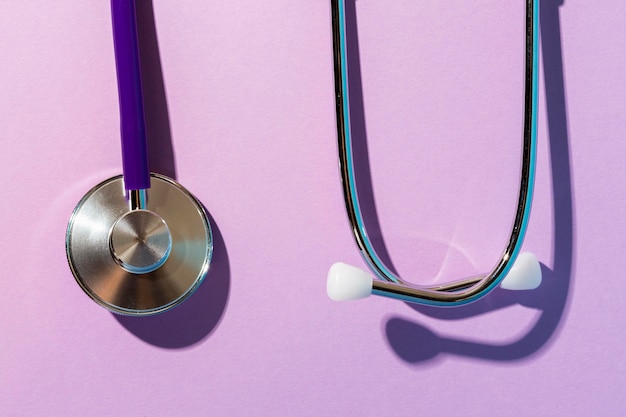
[109,209,173,274]
[66,174,213,316]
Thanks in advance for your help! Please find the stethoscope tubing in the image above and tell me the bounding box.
[111,0,150,193]
[331,0,539,306]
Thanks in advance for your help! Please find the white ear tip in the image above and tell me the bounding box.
[500,252,542,290]
[327,263,373,301]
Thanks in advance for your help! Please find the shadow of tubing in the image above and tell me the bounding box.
[113,0,230,348]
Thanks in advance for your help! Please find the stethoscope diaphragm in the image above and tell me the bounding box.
[66,173,212,316]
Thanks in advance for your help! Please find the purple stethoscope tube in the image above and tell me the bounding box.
[111,0,150,192]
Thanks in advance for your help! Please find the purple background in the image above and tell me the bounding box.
[1,1,625,415]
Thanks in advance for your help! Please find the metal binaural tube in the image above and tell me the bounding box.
[329,0,540,306]
[111,0,150,193]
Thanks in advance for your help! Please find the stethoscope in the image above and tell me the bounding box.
[66,0,212,316]
[327,0,542,306]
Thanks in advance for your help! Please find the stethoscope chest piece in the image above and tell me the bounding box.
[66,173,212,316]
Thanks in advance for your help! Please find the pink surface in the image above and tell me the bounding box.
[1,1,625,415]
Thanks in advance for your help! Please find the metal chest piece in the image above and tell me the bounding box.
[66,173,213,316]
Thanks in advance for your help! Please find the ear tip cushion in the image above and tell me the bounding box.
[500,252,542,290]
[327,263,373,301]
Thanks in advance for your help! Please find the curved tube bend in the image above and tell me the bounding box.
[330,0,540,306]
